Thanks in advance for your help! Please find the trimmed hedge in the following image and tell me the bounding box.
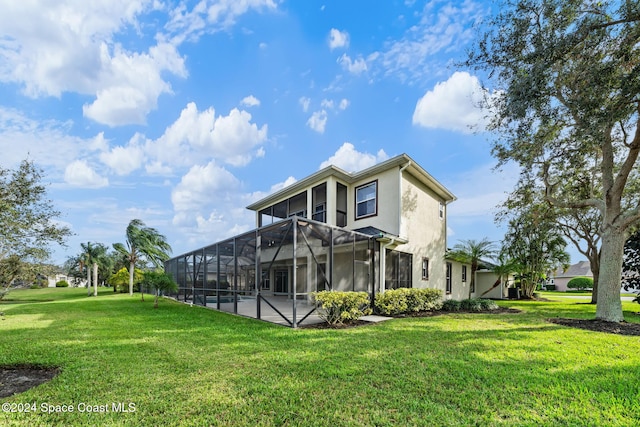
[374,288,442,315]
[567,276,593,290]
[442,298,498,312]
[312,291,372,325]
[441,299,462,312]
[55,280,69,288]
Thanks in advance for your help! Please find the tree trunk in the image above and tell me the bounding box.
[595,228,625,322]
[93,263,98,297]
[589,256,600,304]
[87,265,91,297]
[129,262,134,297]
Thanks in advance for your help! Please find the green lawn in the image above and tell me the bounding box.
[539,290,638,298]
[1,288,639,427]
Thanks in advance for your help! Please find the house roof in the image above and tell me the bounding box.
[246,153,456,211]
[553,260,592,278]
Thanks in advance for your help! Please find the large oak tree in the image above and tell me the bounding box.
[0,160,71,297]
[469,0,640,321]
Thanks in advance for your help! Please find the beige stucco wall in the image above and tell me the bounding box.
[554,278,571,292]
[444,260,470,300]
[346,167,400,235]
[394,171,448,293]
[476,272,507,299]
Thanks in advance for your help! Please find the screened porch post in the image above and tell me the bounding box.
[292,217,298,328]
[256,231,261,320]
[216,243,221,310]
[233,237,238,314]
[352,234,356,292]
[329,227,333,290]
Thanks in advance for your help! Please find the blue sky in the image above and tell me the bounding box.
[1,0,580,264]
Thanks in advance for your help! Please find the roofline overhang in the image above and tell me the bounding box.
[376,233,409,245]
[246,153,456,211]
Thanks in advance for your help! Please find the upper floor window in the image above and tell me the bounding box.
[439,202,445,220]
[355,181,377,219]
[422,258,429,281]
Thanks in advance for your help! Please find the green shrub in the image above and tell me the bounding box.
[375,289,408,315]
[478,299,498,311]
[546,284,556,291]
[374,288,443,315]
[312,291,372,325]
[55,280,69,288]
[441,299,461,312]
[442,298,498,312]
[567,276,593,290]
[460,298,484,312]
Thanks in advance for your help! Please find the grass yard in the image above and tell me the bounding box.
[1,288,640,427]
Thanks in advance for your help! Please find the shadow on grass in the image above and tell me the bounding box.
[2,290,640,426]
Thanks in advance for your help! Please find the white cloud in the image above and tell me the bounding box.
[377,1,485,81]
[240,95,261,107]
[64,160,109,188]
[149,102,268,168]
[271,176,297,192]
[167,0,278,42]
[319,142,389,172]
[0,1,187,126]
[446,162,519,220]
[413,71,494,134]
[328,28,349,50]
[338,54,367,75]
[171,161,240,213]
[170,161,255,247]
[99,141,145,175]
[321,99,334,109]
[339,98,350,110]
[0,107,100,173]
[307,110,328,134]
[83,42,187,126]
[299,96,311,112]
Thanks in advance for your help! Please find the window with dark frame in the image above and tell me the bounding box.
[385,249,412,289]
[336,182,347,227]
[446,262,452,294]
[355,181,377,219]
[312,183,327,223]
[422,257,429,280]
[462,265,467,282]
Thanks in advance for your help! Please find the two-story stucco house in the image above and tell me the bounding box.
[165,153,484,326]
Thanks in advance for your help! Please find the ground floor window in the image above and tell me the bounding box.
[386,249,412,289]
[446,262,452,294]
[422,257,429,280]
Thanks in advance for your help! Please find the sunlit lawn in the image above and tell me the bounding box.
[1,287,639,426]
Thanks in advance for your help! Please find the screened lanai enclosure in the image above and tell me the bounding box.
[165,217,375,327]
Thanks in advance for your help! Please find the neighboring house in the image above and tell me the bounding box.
[46,274,86,288]
[552,261,593,291]
[47,274,69,287]
[165,153,496,326]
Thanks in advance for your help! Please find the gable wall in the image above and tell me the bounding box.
[394,171,448,292]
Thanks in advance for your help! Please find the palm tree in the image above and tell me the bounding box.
[113,219,172,298]
[447,238,497,300]
[80,242,109,296]
[492,253,519,298]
